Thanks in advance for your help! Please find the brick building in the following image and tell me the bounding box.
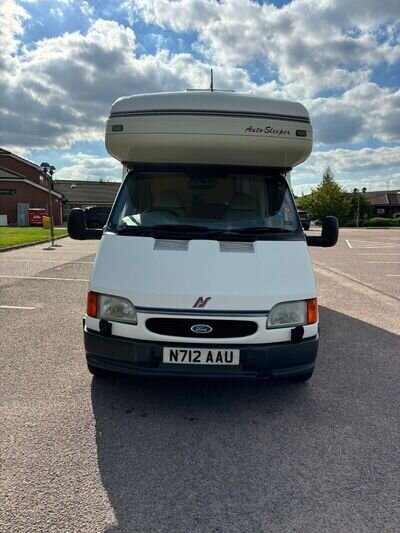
[0,148,63,225]
[54,180,120,221]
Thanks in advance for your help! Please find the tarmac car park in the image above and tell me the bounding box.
[1,227,399,532]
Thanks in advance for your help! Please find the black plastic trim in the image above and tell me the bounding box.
[84,328,318,379]
[109,109,311,124]
[136,307,269,317]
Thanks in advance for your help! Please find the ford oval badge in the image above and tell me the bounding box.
[191,324,213,334]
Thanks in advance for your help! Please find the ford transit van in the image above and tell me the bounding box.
[68,91,338,381]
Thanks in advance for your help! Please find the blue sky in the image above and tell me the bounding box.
[1,0,400,194]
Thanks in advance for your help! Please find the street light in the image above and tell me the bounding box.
[40,162,56,247]
[353,187,367,228]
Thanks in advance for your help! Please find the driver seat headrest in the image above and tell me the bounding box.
[153,190,185,216]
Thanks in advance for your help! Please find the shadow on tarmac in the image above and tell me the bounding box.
[91,306,400,533]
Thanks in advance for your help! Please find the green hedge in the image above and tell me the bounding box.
[362,217,400,227]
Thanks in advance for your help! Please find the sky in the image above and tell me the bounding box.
[1,0,400,195]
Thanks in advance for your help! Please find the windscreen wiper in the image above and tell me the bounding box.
[115,224,216,236]
[150,224,214,232]
[218,226,292,235]
[115,226,155,236]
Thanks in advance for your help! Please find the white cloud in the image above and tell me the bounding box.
[1,0,399,192]
[292,145,400,194]
[0,16,285,151]
[131,0,400,98]
[309,83,400,145]
[0,0,30,69]
[55,152,122,181]
[80,1,94,18]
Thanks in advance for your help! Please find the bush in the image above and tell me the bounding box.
[362,217,400,227]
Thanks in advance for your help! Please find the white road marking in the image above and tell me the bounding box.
[344,239,400,249]
[366,261,400,264]
[7,251,96,254]
[0,275,89,282]
[0,305,35,310]
[387,274,400,277]
[0,259,93,264]
[357,253,400,256]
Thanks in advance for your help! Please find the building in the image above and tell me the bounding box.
[54,180,121,221]
[0,148,63,225]
[364,190,400,217]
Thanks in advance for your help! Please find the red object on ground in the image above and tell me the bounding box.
[28,208,48,226]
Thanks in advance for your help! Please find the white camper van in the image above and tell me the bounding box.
[68,91,338,381]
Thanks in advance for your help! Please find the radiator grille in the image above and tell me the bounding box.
[146,318,258,338]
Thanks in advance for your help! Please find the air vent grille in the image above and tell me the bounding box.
[219,241,255,253]
[154,239,189,251]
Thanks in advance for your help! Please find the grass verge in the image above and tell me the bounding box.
[0,227,68,249]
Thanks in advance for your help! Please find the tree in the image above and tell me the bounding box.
[298,167,349,225]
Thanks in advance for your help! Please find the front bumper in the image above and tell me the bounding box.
[85,327,318,379]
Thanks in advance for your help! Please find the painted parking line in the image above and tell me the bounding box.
[345,240,400,249]
[366,261,400,264]
[357,253,400,256]
[0,259,94,264]
[0,305,36,310]
[7,251,96,254]
[387,275,400,277]
[0,275,89,282]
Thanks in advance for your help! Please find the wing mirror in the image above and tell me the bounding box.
[306,216,339,247]
[68,208,103,240]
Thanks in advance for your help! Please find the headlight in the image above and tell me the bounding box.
[87,291,137,324]
[267,299,317,328]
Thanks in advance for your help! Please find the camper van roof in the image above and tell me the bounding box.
[109,91,309,120]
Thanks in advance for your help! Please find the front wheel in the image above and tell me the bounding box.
[302,223,310,231]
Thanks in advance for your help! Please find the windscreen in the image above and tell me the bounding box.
[109,167,302,239]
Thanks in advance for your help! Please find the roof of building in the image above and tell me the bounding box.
[0,166,62,198]
[364,190,400,206]
[0,148,42,171]
[54,180,121,204]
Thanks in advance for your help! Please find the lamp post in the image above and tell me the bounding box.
[353,187,367,227]
[40,162,56,247]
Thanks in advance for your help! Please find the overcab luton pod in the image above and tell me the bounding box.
[68,90,338,381]
[105,92,313,169]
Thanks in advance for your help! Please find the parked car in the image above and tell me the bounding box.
[84,206,111,228]
[298,209,311,230]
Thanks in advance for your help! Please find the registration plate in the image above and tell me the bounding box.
[163,348,240,365]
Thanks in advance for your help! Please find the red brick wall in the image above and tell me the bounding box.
[0,180,62,225]
[0,155,51,188]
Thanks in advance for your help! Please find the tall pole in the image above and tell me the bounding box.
[41,162,56,247]
[48,168,55,246]
[356,193,360,228]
